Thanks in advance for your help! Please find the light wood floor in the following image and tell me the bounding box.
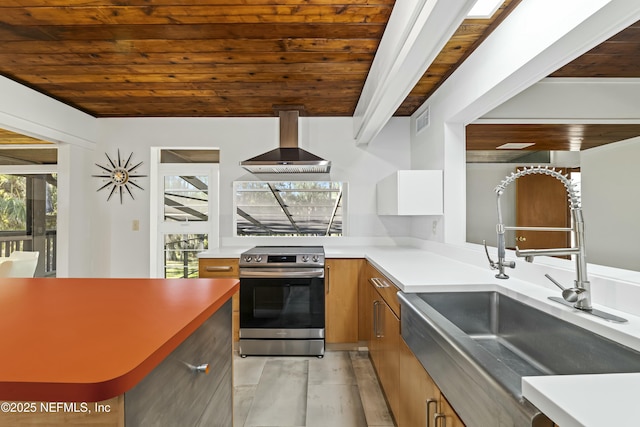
[234,350,394,427]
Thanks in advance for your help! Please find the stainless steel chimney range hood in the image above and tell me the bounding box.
[240,108,331,174]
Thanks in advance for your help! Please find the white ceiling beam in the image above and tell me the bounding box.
[441,0,640,125]
[352,0,477,145]
[0,76,98,148]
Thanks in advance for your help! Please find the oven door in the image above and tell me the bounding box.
[239,275,325,339]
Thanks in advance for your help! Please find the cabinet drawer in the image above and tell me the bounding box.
[125,301,232,426]
[199,258,239,278]
[366,263,400,317]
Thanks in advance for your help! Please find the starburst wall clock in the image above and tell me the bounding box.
[92,150,147,203]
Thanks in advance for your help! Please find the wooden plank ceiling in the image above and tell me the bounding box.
[0,128,53,145]
[0,0,518,118]
[1,1,640,158]
[466,19,640,158]
[466,123,640,151]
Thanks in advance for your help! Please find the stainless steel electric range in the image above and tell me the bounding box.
[238,246,325,357]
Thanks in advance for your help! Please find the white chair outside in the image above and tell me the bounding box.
[0,259,14,277]
[0,251,39,277]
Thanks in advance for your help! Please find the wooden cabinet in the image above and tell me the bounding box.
[357,261,464,427]
[375,298,400,419]
[325,259,363,343]
[398,338,465,427]
[360,261,401,420]
[126,300,233,426]
[398,337,439,427]
[199,258,240,342]
[0,300,233,427]
[438,395,465,427]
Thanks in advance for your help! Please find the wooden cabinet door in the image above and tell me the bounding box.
[368,284,382,368]
[359,263,376,342]
[515,170,571,253]
[198,258,239,342]
[360,261,401,422]
[126,301,233,426]
[378,301,400,421]
[325,259,363,343]
[398,338,440,427]
[436,394,465,427]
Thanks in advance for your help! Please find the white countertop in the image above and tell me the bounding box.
[523,374,640,427]
[201,242,640,426]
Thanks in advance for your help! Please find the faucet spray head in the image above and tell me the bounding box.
[494,166,581,210]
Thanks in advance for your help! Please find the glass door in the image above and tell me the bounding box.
[150,149,219,278]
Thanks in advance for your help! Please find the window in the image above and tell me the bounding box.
[150,149,219,278]
[234,181,344,236]
[0,147,58,277]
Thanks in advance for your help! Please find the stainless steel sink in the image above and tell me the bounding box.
[399,291,640,427]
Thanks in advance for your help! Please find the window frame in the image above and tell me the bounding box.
[149,148,219,278]
[233,180,347,237]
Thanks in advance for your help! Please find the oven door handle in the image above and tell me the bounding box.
[239,268,325,278]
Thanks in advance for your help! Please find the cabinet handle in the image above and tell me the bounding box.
[373,301,384,338]
[373,301,380,338]
[376,301,385,338]
[434,413,446,427]
[183,361,210,374]
[326,265,330,295]
[206,266,233,272]
[369,277,390,288]
[426,398,438,427]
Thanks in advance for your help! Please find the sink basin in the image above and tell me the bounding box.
[399,290,640,427]
[419,291,640,377]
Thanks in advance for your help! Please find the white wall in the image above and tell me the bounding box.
[482,78,640,121]
[465,154,580,250]
[466,164,516,247]
[581,137,640,271]
[466,77,640,272]
[0,76,99,278]
[408,0,640,246]
[56,144,96,277]
[93,116,411,277]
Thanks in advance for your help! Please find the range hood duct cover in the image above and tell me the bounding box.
[240,110,331,174]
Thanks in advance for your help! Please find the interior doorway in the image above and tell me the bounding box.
[514,167,579,257]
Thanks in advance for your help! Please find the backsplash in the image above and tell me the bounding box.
[411,238,640,319]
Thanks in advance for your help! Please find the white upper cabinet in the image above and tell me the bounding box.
[377,170,443,216]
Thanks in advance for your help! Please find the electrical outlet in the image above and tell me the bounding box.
[132,219,140,231]
[432,220,437,234]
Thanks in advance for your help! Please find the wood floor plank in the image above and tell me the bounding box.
[234,354,268,386]
[234,351,391,427]
[349,351,395,427]
[306,384,367,427]
[243,359,309,427]
[233,385,256,427]
[308,350,357,385]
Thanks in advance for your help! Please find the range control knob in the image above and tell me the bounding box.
[256,256,263,262]
[312,255,319,263]
[301,255,309,262]
[244,256,252,262]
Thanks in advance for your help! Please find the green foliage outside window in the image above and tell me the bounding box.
[0,175,27,231]
[0,174,57,231]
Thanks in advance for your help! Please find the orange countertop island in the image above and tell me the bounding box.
[0,277,238,403]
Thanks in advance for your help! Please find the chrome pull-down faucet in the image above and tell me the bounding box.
[484,166,626,322]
